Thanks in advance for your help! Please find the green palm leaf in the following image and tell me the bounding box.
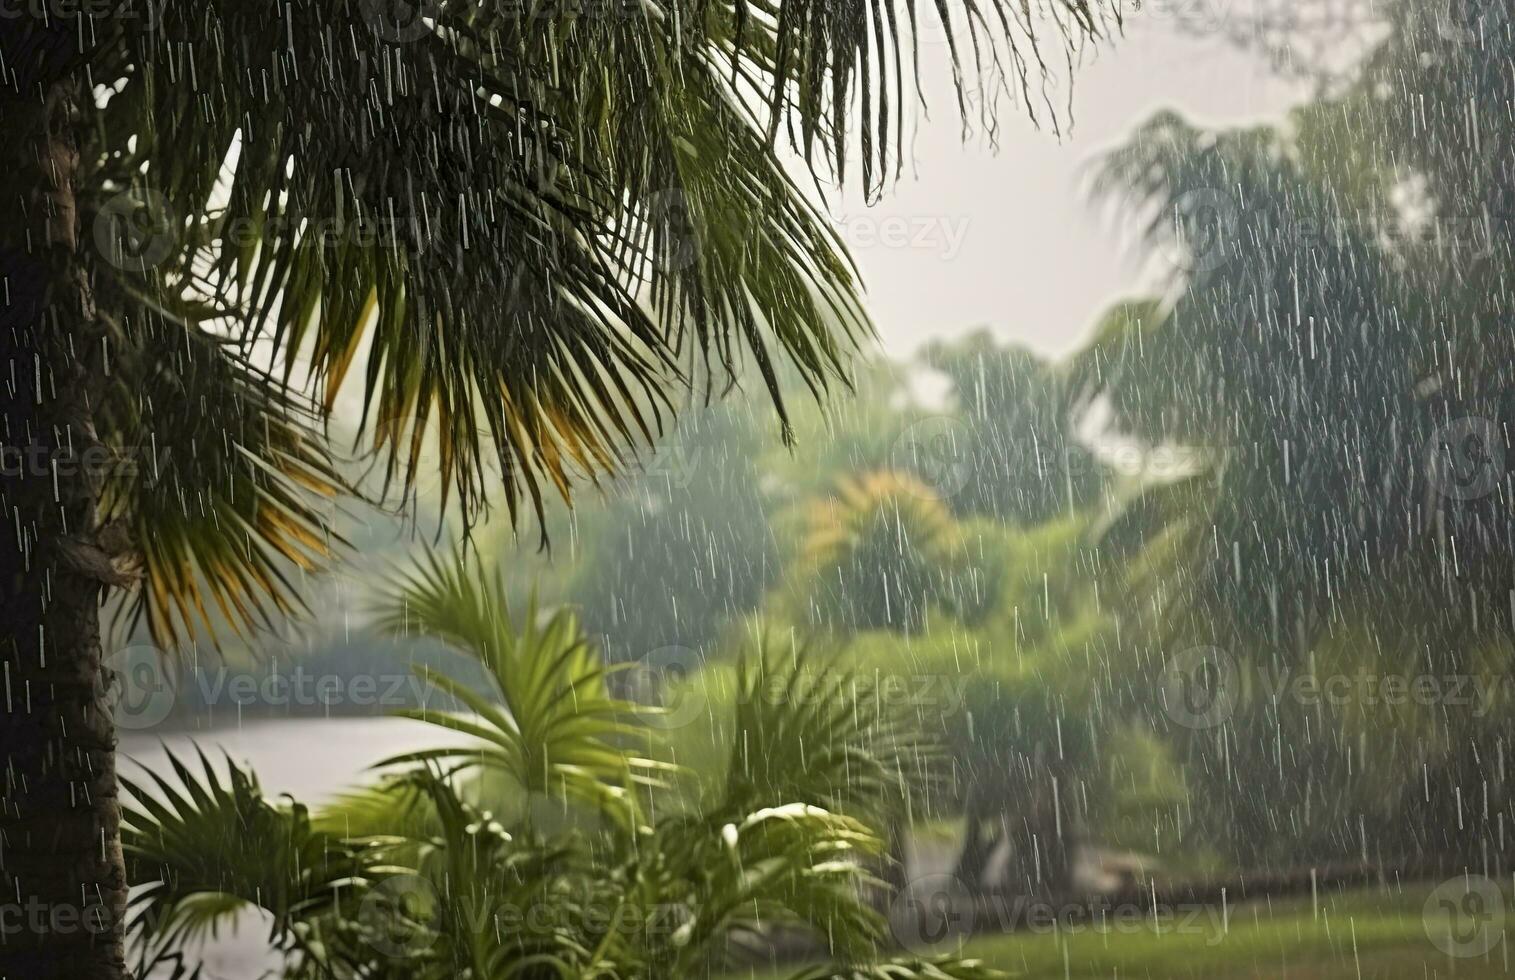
[372,548,678,816]
[720,633,944,829]
[120,747,381,978]
[61,0,1115,646]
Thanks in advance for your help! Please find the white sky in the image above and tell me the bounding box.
[825,11,1307,361]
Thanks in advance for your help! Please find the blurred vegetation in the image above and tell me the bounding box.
[128,7,1515,968]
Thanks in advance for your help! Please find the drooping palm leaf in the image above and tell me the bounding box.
[96,316,347,649]
[57,0,1117,648]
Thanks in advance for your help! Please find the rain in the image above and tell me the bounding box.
[2,0,1514,978]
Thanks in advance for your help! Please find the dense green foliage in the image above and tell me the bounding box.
[112,2,1515,975]
[123,553,998,979]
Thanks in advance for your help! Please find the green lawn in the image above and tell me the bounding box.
[727,883,1515,978]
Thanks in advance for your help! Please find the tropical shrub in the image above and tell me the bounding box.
[122,553,999,980]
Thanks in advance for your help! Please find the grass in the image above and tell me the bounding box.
[726,881,1515,978]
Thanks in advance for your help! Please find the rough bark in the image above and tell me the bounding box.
[0,51,129,980]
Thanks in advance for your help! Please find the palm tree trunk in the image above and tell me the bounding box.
[954,784,992,890]
[0,56,130,980]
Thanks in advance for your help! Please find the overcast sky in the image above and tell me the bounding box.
[825,11,1307,361]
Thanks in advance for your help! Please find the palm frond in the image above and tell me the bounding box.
[97,317,347,649]
[792,471,963,633]
[720,633,943,821]
[118,649,986,980]
[655,802,888,969]
[372,548,678,816]
[76,0,1118,536]
[120,747,379,977]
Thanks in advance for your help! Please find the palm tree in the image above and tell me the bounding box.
[790,470,963,633]
[1068,106,1435,863]
[121,551,981,979]
[1068,4,1515,864]
[0,3,1116,976]
[921,331,1103,525]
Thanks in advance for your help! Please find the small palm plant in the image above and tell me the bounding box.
[122,551,999,979]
